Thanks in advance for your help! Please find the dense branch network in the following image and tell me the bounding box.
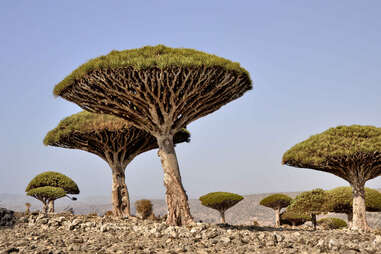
[59,67,251,135]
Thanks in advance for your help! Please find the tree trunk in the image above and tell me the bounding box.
[351,183,369,231]
[157,135,193,226]
[311,213,317,231]
[42,200,48,214]
[275,207,281,228]
[48,200,55,213]
[347,211,353,228]
[111,164,130,217]
[219,210,226,224]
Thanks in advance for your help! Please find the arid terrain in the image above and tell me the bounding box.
[2,191,381,228]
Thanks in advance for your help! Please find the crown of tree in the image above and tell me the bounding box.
[25,171,79,195]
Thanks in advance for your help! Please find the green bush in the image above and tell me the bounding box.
[135,199,153,219]
[318,217,347,229]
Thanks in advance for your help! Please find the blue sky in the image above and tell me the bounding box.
[0,1,380,199]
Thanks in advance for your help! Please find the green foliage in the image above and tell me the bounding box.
[199,192,243,212]
[280,210,309,225]
[26,186,66,200]
[283,125,381,169]
[44,111,191,147]
[54,45,251,96]
[135,199,153,219]
[260,194,292,210]
[43,111,129,145]
[25,171,79,194]
[318,217,347,229]
[326,186,381,213]
[287,189,329,216]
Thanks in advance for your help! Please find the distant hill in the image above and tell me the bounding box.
[2,191,380,228]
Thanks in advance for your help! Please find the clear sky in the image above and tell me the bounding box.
[1,1,380,200]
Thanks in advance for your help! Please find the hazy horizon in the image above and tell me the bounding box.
[1,1,381,201]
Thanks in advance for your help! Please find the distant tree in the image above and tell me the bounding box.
[283,125,381,231]
[53,45,252,225]
[326,186,381,226]
[26,171,79,213]
[260,194,292,227]
[44,111,190,217]
[25,202,31,215]
[199,192,244,224]
[285,189,329,230]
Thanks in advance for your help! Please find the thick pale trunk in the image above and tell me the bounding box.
[111,165,130,217]
[275,207,281,228]
[351,184,369,231]
[219,210,226,224]
[157,135,193,226]
[48,200,55,213]
[42,200,48,214]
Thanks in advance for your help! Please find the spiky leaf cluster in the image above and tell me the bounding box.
[282,125,381,182]
[199,192,243,211]
[25,171,79,194]
[260,194,292,210]
[326,186,381,213]
[287,189,328,216]
[54,45,251,96]
[27,186,66,200]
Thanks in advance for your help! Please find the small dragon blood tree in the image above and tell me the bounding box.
[260,194,292,227]
[53,45,252,225]
[326,186,381,226]
[283,125,381,231]
[199,192,243,223]
[44,111,190,217]
[26,171,79,213]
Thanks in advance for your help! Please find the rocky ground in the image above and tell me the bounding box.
[1,213,381,254]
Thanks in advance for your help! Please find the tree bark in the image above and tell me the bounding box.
[157,135,193,226]
[48,200,55,213]
[351,183,369,231]
[219,210,226,224]
[111,165,131,217]
[275,207,281,228]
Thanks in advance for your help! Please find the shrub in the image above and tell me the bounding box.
[104,210,113,217]
[199,192,243,224]
[135,199,153,219]
[318,217,347,229]
[25,203,31,215]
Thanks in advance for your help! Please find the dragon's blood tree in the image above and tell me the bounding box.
[326,186,381,226]
[44,111,190,217]
[283,125,381,231]
[260,194,292,227]
[26,171,79,213]
[53,45,252,225]
[199,192,244,224]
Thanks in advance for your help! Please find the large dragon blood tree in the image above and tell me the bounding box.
[53,45,252,225]
[282,125,381,231]
[44,111,190,217]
